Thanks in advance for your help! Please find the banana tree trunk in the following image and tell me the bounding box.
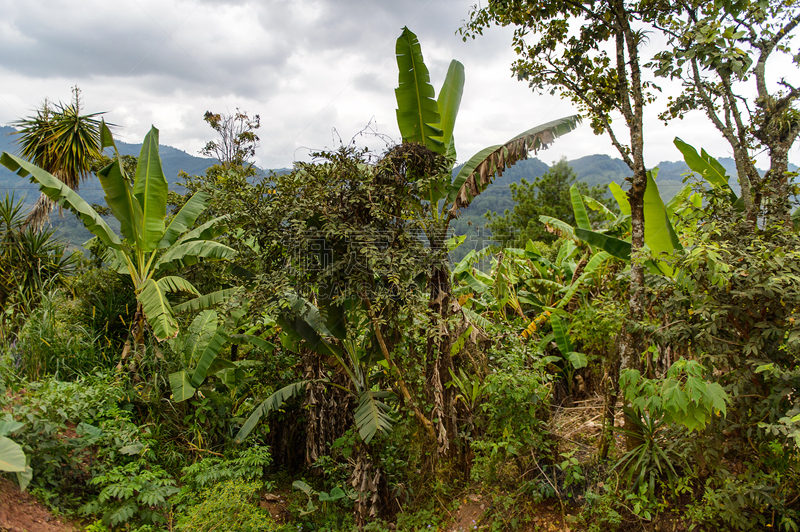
[302,349,353,468]
[119,301,146,380]
[351,442,385,528]
[425,223,457,456]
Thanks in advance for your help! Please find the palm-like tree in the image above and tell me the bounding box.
[13,87,103,229]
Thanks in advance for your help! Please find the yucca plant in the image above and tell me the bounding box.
[12,88,104,229]
[1,122,235,359]
[0,194,75,342]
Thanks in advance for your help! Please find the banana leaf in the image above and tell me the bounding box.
[570,185,591,230]
[574,228,631,261]
[159,191,211,248]
[608,182,631,215]
[433,59,465,161]
[0,152,121,248]
[235,380,311,443]
[137,278,178,341]
[97,158,142,245]
[168,370,196,402]
[355,390,394,444]
[157,240,235,271]
[132,126,168,252]
[172,288,236,313]
[674,137,738,202]
[395,27,443,152]
[448,116,581,214]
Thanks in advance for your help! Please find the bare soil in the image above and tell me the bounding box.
[0,477,77,532]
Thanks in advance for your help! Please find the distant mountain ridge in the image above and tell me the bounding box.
[0,124,787,251]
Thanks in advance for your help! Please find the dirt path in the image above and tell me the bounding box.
[0,477,78,532]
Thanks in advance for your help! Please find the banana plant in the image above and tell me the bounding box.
[544,172,684,276]
[452,240,613,318]
[537,314,587,396]
[235,294,394,445]
[0,123,235,344]
[167,309,275,402]
[394,26,581,222]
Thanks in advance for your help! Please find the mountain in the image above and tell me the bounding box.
[0,125,787,254]
[447,152,780,262]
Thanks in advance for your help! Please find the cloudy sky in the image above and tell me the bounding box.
[0,0,795,171]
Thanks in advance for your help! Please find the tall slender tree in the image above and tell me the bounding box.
[652,0,800,225]
[463,0,666,450]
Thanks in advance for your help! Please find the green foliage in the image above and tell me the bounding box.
[0,194,76,341]
[175,479,282,532]
[470,336,553,485]
[620,359,728,433]
[1,123,235,343]
[80,460,178,528]
[15,290,106,380]
[1,373,156,513]
[176,445,274,505]
[69,265,136,356]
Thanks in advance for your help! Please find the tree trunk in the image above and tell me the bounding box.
[425,222,456,456]
[302,349,352,468]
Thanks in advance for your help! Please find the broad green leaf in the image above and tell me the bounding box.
[0,421,24,437]
[97,158,142,245]
[567,351,588,369]
[574,228,631,261]
[171,215,230,246]
[157,276,200,295]
[137,278,178,341]
[169,370,196,402]
[156,240,235,272]
[159,191,211,248]
[457,271,490,293]
[99,120,116,149]
[550,314,572,356]
[557,251,611,308]
[0,152,121,248]
[16,466,32,492]
[235,380,310,443]
[395,27,443,153]
[119,442,146,455]
[292,480,314,496]
[355,390,394,444]
[674,137,737,202]
[583,195,617,221]
[133,126,168,251]
[0,436,26,472]
[229,334,275,353]
[608,182,631,215]
[433,59,465,160]
[643,169,682,274]
[570,185,591,230]
[172,310,217,365]
[172,288,236,313]
[319,487,346,502]
[191,328,229,387]
[447,116,581,214]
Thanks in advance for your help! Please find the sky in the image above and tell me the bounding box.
[0,0,796,172]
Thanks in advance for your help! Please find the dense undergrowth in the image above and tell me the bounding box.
[0,25,798,530]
